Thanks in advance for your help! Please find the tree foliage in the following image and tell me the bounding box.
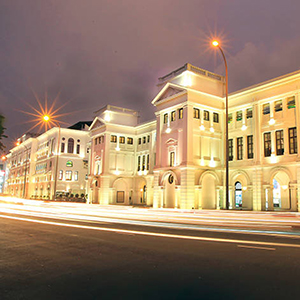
[0,114,7,151]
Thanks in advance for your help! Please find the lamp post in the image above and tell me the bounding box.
[16,141,29,199]
[42,115,60,201]
[212,40,230,210]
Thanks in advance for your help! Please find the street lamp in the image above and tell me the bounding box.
[16,141,29,199]
[212,40,230,210]
[43,115,60,201]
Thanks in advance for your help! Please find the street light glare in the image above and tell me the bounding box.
[43,115,50,122]
[212,40,219,47]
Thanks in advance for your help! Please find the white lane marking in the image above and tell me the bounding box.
[237,245,276,251]
[1,214,300,249]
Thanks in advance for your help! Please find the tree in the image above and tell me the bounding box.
[0,114,7,151]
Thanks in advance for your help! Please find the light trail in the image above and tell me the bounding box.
[1,214,300,249]
[1,206,300,239]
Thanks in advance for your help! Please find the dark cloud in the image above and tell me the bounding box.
[1,0,300,149]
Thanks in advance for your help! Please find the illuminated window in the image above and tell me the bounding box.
[119,136,125,144]
[213,113,219,123]
[170,151,175,167]
[264,132,271,157]
[229,139,233,161]
[66,161,73,167]
[138,138,141,145]
[204,110,209,121]
[59,170,63,180]
[276,130,284,155]
[68,138,74,153]
[178,108,183,119]
[61,142,65,153]
[142,155,146,170]
[137,156,141,171]
[247,135,254,159]
[289,127,297,154]
[95,138,97,145]
[193,108,200,119]
[143,136,146,144]
[274,100,283,112]
[236,110,243,121]
[171,111,176,121]
[111,135,117,143]
[127,137,133,144]
[237,137,243,160]
[287,96,295,109]
[164,113,168,124]
[65,171,72,181]
[147,135,150,143]
[74,171,78,181]
[263,103,270,115]
[246,108,253,119]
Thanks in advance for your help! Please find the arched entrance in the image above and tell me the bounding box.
[235,181,242,208]
[272,171,290,210]
[201,174,216,209]
[113,179,128,204]
[164,174,175,208]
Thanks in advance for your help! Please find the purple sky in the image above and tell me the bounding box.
[1,0,300,149]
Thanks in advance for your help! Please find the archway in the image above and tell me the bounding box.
[164,174,175,208]
[202,174,216,209]
[235,181,242,208]
[272,171,290,210]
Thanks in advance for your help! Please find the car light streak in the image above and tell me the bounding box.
[1,214,300,249]
[237,245,276,251]
[1,207,300,239]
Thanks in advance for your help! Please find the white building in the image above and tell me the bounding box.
[87,63,300,212]
[5,123,90,200]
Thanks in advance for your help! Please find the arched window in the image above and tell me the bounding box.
[68,138,74,153]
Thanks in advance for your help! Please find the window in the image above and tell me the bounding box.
[276,130,284,155]
[59,170,63,180]
[264,132,272,157]
[164,113,168,124]
[237,137,243,160]
[236,110,243,121]
[61,142,65,153]
[178,108,183,119]
[287,96,295,109]
[127,137,133,145]
[119,136,125,144]
[246,108,253,119]
[213,113,219,123]
[275,100,283,112]
[170,152,175,167]
[228,113,233,124]
[138,138,141,145]
[95,138,97,145]
[289,127,297,154]
[143,136,146,144]
[147,135,150,143]
[171,111,176,121]
[193,108,200,119]
[74,171,78,181]
[147,154,149,170]
[111,135,117,143]
[137,156,141,171]
[76,144,80,154]
[68,138,74,153]
[263,103,270,115]
[204,110,209,121]
[229,139,233,161]
[65,171,72,181]
[142,155,146,170]
[247,135,253,159]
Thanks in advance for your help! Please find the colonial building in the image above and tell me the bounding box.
[87,63,300,212]
[5,123,90,200]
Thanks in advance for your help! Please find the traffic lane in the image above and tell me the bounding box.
[1,217,300,300]
[2,211,300,248]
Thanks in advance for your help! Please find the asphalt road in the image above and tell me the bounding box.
[1,208,300,300]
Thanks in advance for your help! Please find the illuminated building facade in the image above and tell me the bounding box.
[88,63,300,211]
[5,124,90,200]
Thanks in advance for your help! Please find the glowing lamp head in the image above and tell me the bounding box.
[1,155,6,161]
[43,115,50,122]
[16,141,20,146]
[212,40,219,47]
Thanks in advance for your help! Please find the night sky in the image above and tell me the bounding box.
[1,0,300,149]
